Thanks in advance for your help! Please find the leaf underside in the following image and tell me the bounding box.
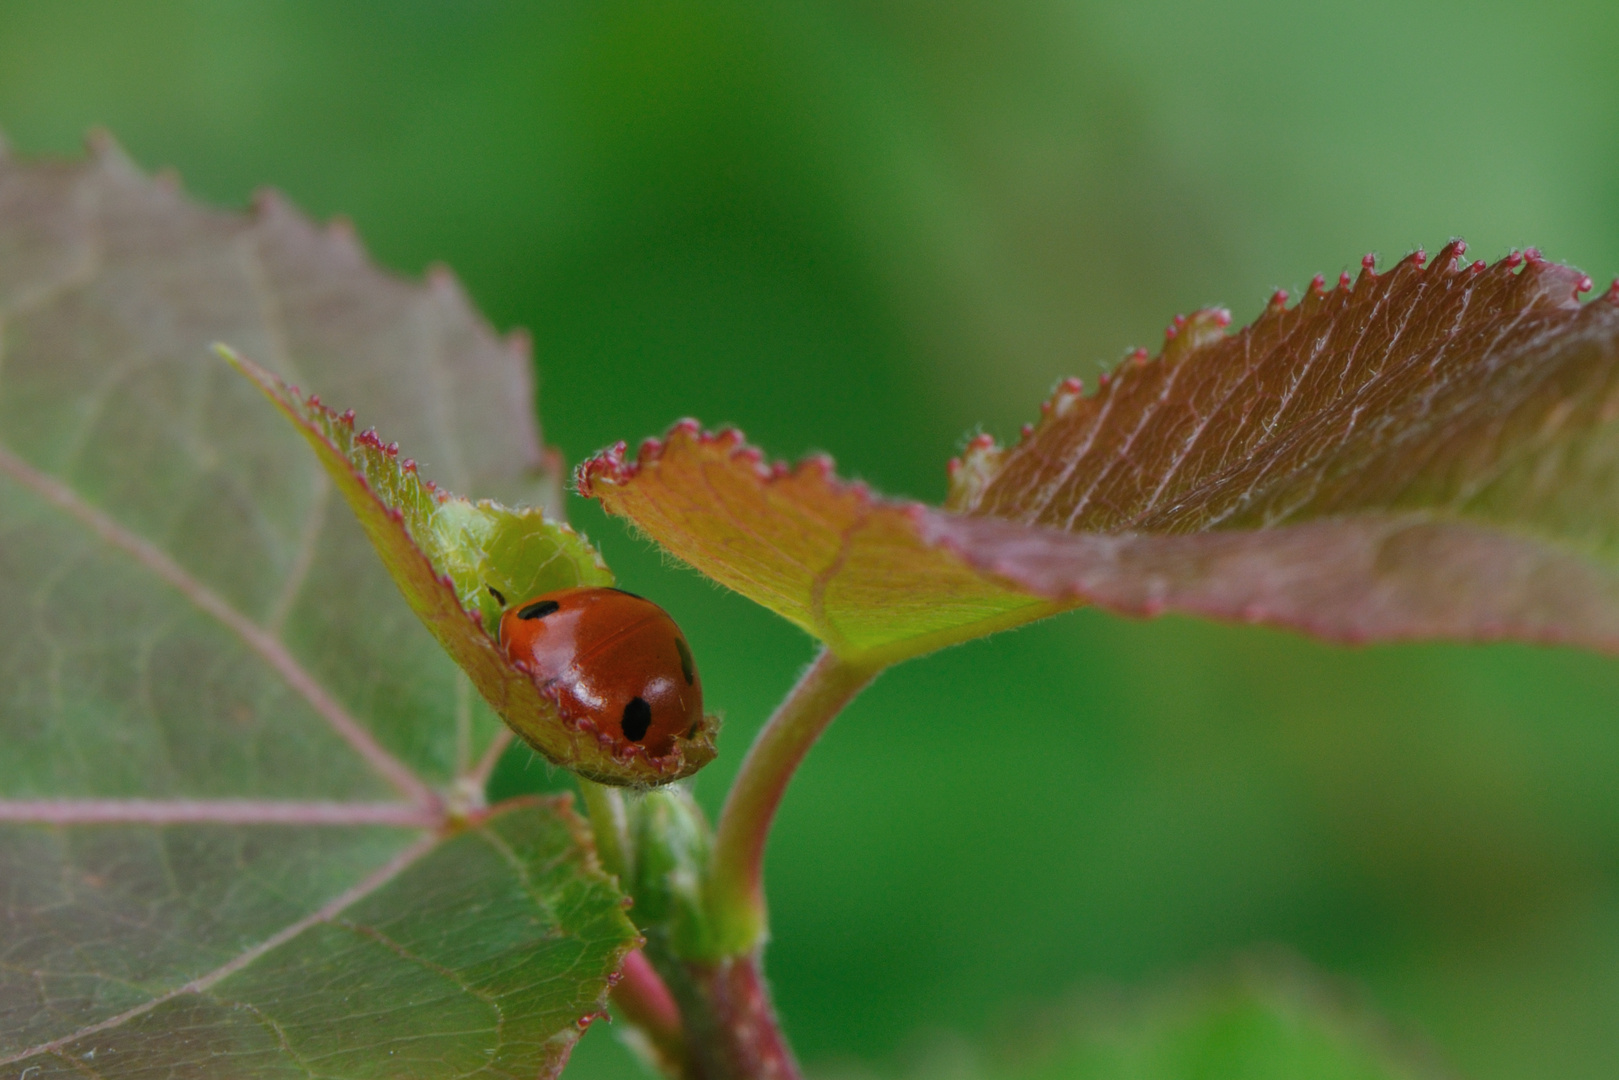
[0,137,636,1077]
[582,244,1619,662]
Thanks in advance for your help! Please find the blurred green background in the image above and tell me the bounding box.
[6,1,1619,1077]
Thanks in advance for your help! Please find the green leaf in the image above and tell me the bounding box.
[224,348,718,785]
[0,136,637,1077]
[582,245,1619,663]
[2,799,635,1080]
[891,964,1440,1080]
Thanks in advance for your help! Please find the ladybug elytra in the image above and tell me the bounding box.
[493,586,702,758]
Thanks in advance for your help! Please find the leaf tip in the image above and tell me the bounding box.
[250,186,286,217]
[212,343,276,396]
[426,262,475,309]
[505,326,532,360]
[84,126,133,172]
[946,432,1007,508]
[802,451,837,479]
[576,440,631,495]
[1162,307,1231,362]
[322,213,365,261]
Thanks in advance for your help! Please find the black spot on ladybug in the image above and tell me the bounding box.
[487,585,507,606]
[622,697,652,742]
[685,718,701,739]
[518,599,560,620]
[608,587,645,601]
[675,637,694,685]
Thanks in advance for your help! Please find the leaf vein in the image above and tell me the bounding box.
[0,439,438,809]
[0,831,440,1069]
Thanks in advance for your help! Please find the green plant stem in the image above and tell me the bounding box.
[579,780,699,1076]
[577,777,630,881]
[706,648,880,956]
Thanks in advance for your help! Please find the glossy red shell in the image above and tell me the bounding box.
[497,586,702,758]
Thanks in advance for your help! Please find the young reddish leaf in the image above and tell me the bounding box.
[580,425,1069,666]
[584,244,1619,661]
[0,137,637,1078]
[225,349,718,785]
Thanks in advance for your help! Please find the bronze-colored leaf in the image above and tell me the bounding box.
[584,244,1619,661]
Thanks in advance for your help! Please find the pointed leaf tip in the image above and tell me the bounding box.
[223,347,718,784]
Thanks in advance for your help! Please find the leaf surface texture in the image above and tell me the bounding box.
[0,139,636,1078]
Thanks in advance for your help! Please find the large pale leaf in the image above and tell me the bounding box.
[582,244,1619,662]
[0,136,637,1077]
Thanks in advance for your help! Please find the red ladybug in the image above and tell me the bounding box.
[492,586,702,758]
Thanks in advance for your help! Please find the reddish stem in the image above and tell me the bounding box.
[707,649,878,955]
[654,950,801,1080]
[611,949,690,1077]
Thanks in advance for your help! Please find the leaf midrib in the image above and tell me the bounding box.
[0,438,438,808]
